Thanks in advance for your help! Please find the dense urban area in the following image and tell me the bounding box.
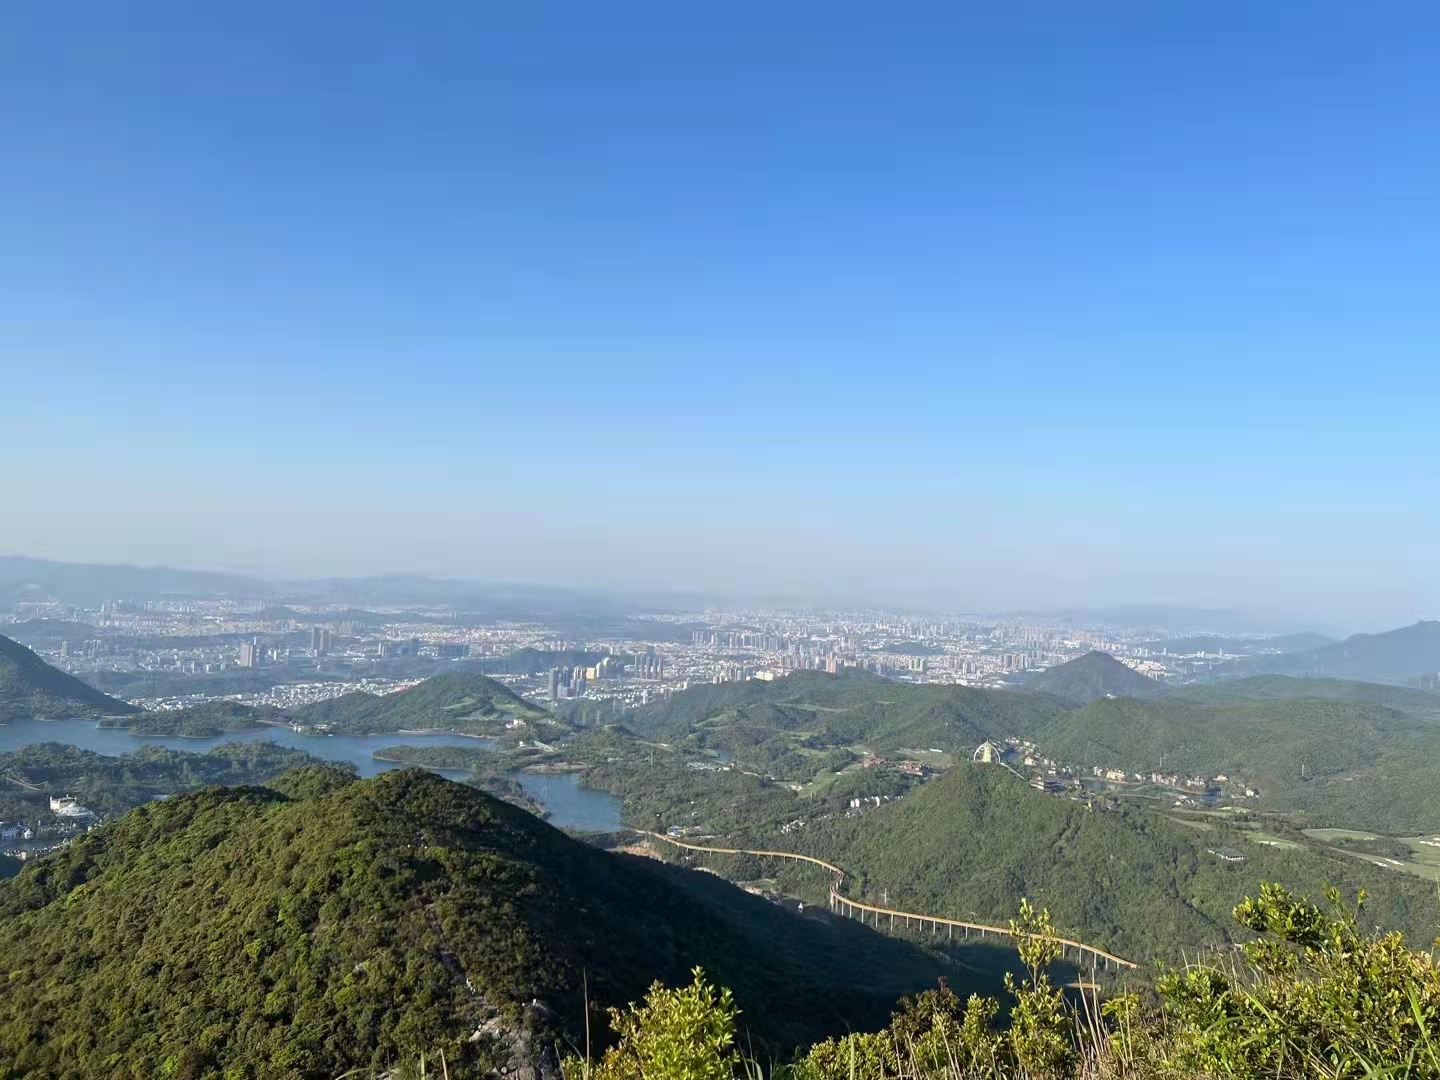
[10,594,1280,714]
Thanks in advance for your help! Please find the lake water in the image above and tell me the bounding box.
[0,718,626,829]
[517,771,624,832]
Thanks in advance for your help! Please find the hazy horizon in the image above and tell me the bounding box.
[0,550,1424,638]
[3,4,1436,632]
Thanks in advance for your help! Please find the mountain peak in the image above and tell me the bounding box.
[1027,651,1160,705]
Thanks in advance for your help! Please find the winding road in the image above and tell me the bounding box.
[641,830,1138,972]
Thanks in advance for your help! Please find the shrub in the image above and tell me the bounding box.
[575,885,1440,1080]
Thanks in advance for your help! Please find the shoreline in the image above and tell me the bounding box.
[131,727,268,739]
[519,762,585,775]
[393,728,496,739]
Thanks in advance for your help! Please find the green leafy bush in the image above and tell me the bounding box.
[577,885,1440,1080]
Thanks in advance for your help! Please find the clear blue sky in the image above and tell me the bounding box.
[2,2,1437,627]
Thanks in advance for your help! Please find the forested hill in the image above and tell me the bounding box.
[1216,620,1440,685]
[628,668,1058,747]
[290,670,549,734]
[0,768,972,1077]
[1165,674,1440,718]
[100,699,279,736]
[619,665,1440,832]
[0,633,138,721]
[783,763,1440,962]
[1024,651,1160,704]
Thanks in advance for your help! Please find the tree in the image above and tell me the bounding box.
[566,969,741,1080]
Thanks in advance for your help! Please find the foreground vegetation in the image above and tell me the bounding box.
[0,769,983,1077]
[573,884,1440,1080]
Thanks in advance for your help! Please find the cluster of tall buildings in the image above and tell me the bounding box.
[547,654,635,699]
[547,666,587,700]
[693,630,789,651]
[56,639,108,659]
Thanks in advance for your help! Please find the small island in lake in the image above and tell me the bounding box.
[100,701,284,738]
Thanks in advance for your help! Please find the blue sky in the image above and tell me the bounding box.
[2,2,1437,627]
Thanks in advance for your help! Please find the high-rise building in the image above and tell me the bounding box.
[237,639,260,668]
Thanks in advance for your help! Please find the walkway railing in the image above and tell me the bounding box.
[641,830,1137,972]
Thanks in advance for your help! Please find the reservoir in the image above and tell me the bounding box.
[516,771,624,832]
[0,717,625,829]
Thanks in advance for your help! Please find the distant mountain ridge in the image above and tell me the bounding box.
[0,555,267,606]
[0,634,138,721]
[1145,632,1335,656]
[1217,620,1440,685]
[1025,651,1160,705]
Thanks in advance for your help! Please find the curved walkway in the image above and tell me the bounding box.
[641,831,1137,972]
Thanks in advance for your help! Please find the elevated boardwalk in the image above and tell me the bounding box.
[642,831,1137,972]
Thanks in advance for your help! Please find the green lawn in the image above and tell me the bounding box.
[1247,831,1303,850]
[1300,828,1440,882]
[1302,827,1382,841]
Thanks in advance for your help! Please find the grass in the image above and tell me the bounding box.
[1160,814,1214,832]
[1303,827,1383,841]
[1387,837,1440,882]
[1247,831,1304,850]
[1298,827,1440,882]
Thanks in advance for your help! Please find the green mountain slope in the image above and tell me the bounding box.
[0,769,974,1077]
[0,633,138,721]
[784,764,1440,962]
[613,667,1440,833]
[1025,651,1160,705]
[1023,693,1440,833]
[1167,674,1440,719]
[630,670,1064,754]
[291,671,549,734]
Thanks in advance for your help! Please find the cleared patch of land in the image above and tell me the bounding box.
[1303,827,1382,841]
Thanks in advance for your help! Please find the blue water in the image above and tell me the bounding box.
[0,717,625,829]
[516,771,624,832]
[0,717,491,777]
